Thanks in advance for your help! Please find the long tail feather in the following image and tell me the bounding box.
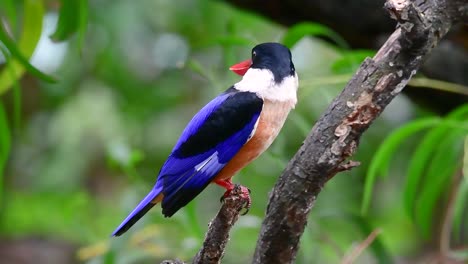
[112,186,162,236]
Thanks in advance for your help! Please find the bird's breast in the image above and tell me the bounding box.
[214,99,295,181]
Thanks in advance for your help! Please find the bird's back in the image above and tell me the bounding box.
[214,98,295,181]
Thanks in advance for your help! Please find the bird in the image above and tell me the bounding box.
[112,42,298,236]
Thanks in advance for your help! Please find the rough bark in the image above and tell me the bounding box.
[191,185,248,264]
[252,0,467,263]
[160,185,248,264]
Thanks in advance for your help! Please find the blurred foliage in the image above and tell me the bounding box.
[0,0,55,96]
[281,22,348,49]
[0,0,466,263]
[363,105,468,238]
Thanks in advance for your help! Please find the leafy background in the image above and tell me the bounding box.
[0,0,466,263]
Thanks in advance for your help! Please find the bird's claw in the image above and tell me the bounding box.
[219,184,251,215]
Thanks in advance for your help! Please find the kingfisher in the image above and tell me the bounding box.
[112,42,298,236]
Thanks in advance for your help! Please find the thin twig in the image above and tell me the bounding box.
[409,78,468,96]
[341,228,382,264]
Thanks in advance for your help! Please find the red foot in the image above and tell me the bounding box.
[214,179,251,215]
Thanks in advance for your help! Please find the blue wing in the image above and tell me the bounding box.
[156,87,263,216]
[111,88,263,236]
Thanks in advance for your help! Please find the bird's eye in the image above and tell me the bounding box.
[252,51,256,58]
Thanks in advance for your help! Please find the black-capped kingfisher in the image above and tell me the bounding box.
[112,42,298,236]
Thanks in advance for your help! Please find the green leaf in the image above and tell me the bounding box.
[453,177,467,243]
[361,117,440,214]
[281,22,349,49]
[451,135,468,242]
[50,0,88,42]
[0,46,22,130]
[77,0,89,50]
[0,28,56,84]
[0,102,11,202]
[0,103,10,161]
[331,50,376,74]
[415,130,464,238]
[0,0,17,32]
[12,75,21,130]
[404,104,468,218]
[0,0,56,95]
[464,136,468,181]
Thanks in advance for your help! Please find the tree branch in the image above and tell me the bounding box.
[160,185,247,264]
[192,185,247,264]
[252,0,467,263]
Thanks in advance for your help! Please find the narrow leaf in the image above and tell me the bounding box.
[453,177,467,242]
[281,22,349,49]
[451,135,468,241]
[361,117,440,214]
[0,46,22,130]
[404,104,468,217]
[464,136,468,181]
[77,0,89,50]
[50,0,79,41]
[0,27,55,83]
[12,75,21,130]
[0,102,11,202]
[0,0,17,32]
[415,130,464,238]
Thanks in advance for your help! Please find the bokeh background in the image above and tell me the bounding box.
[0,0,467,263]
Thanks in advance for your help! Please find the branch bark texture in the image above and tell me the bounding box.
[252,0,467,263]
[161,186,247,264]
[192,185,247,264]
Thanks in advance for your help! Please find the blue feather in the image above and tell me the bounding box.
[112,89,263,235]
[159,106,260,216]
[112,184,163,236]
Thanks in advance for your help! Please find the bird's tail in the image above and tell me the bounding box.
[112,186,163,236]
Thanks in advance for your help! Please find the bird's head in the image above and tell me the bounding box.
[231,42,298,103]
[229,42,295,83]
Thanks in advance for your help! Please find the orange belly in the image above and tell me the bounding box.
[214,99,295,181]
